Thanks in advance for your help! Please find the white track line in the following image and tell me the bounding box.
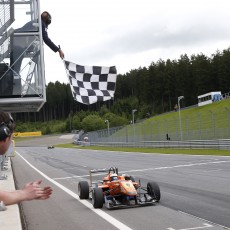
[53,160,230,180]
[16,152,133,230]
[178,211,228,229]
[167,223,213,230]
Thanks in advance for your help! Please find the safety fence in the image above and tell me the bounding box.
[0,154,8,211]
[80,109,230,150]
[88,139,230,150]
[0,154,8,180]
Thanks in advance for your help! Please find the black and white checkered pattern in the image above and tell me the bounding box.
[64,60,117,105]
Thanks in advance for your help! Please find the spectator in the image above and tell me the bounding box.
[174,104,178,112]
[0,112,52,205]
[166,133,170,141]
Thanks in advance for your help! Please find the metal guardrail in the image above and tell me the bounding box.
[88,139,230,150]
[0,154,8,180]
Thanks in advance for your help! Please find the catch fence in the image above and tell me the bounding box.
[82,109,230,150]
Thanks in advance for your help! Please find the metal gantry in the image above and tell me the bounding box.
[0,0,46,112]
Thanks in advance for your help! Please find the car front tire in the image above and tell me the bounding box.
[92,187,104,208]
[147,182,161,202]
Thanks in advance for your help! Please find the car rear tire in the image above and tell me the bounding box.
[78,181,89,199]
[147,182,161,202]
[92,187,104,208]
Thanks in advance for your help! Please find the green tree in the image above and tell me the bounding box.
[72,115,81,130]
[103,112,128,127]
[81,115,105,132]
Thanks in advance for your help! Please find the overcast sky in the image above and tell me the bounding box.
[40,0,230,84]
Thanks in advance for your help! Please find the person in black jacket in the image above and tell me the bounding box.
[41,11,64,59]
[10,11,64,95]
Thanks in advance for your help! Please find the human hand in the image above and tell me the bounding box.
[58,49,65,59]
[23,180,53,201]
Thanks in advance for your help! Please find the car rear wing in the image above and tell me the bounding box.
[90,168,109,173]
[89,168,109,186]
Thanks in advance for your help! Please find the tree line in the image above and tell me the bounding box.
[14,48,230,132]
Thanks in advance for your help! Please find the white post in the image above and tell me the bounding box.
[178,96,184,141]
[132,109,137,125]
[105,120,109,137]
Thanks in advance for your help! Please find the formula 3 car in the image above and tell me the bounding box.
[78,166,161,209]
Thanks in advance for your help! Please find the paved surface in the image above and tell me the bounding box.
[11,147,230,230]
[0,134,74,230]
[2,135,230,230]
[15,134,75,147]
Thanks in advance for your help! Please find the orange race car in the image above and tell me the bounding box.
[78,166,161,209]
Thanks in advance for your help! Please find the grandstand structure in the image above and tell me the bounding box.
[0,0,46,112]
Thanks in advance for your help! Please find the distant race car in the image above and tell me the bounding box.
[47,145,55,149]
[78,166,161,209]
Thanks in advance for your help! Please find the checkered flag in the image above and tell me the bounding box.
[64,60,117,105]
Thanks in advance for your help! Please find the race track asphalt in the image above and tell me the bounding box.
[15,134,74,147]
[10,140,230,230]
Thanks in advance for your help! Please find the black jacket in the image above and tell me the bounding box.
[41,20,59,53]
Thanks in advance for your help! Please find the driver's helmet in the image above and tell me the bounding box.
[110,173,118,181]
